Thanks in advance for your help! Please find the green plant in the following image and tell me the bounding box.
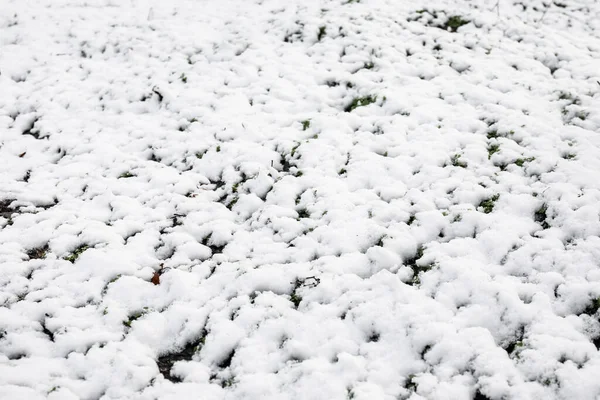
[64,244,90,263]
[123,309,147,328]
[317,26,326,41]
[514,157,534,167]
[451,154,467,168]
[297,208,310,219]
[301,120,311,131]
[345,95,377,112]
[118,171,134,179]
[290,292,302,308]
[558,91,573,101]
[27,244,48,260]
[406,374,418,391]
[534,204,549,228]
[479,194,499,214]
[226,197,238,210]
[180,73,187,83]
[443,15,469,32]
[487,130,499,139]
[581,297,600,316]
[290,143,301,156]
[289,278,305,309]
[221,377,235,388]
[404,245,434,285]
[487,144,500,159]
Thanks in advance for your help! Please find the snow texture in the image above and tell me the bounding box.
[1,0,600,399]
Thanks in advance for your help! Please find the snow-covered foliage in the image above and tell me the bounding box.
[1,0,600,399]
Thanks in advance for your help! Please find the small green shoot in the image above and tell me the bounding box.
[406,374,418,391]
[118,171,134,179]
[64,244,90,263]
[297,208,310,219]
[534,204,549,229]
[487,130,499,139]
[345,95,377,112]
[451,154,467,168]
[27,244,49,260]
[582,297,600,316]
[317,26,326,41]
[226,197,238,210]
[514,157,534,167]
[123,309,146,328]
[479,194,499,214]
[488,144,500,159]
[443,16,470,32]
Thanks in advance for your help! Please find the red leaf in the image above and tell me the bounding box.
[151,271,161,285]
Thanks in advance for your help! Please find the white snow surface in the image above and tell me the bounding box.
[1,0,600,399]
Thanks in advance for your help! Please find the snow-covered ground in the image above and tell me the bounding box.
[1,0,600,399]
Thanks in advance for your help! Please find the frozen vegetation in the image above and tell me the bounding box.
[1,0,600,399]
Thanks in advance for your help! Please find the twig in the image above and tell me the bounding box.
[537,3,551,24]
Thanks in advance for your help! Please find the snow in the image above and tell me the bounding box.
[1,0,600,399]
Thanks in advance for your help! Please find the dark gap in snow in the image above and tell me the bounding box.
[63,244,90,263]
[7,352,27,360]
[534,204,549,229]
[367,332,380,343]
[41,320,55,342]
[296,208,310,219]
[0,199,18,220]
[279,153,293,173]
[209,177,226,190]
[202,233,226,255]
[22,116,40,139]
[170,213,185,228]
[504,330,525,356]
[579,298,600,317]
[404,374,417,392]
[473,389,492,400]
[404,246,433,285]
[419,344,432,359]
[157,332,206,383]
[27,244,49,260]
[217,348,236,369]
[478,194,499,214]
